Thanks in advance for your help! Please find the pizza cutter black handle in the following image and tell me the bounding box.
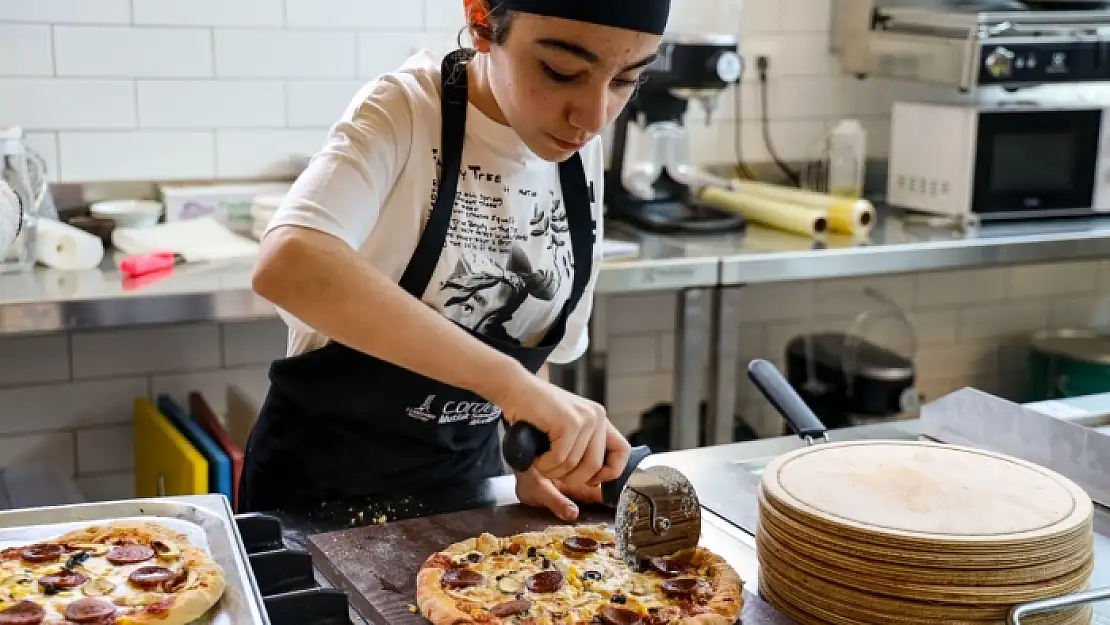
[503,421,551,473]
[747,358,828,441]
[503,421,652,507]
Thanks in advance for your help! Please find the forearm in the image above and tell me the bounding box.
[253,225,529,401]
[538,363,550,382]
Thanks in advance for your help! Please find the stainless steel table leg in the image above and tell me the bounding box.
[673,288,712,450]
[582,294,609,405]
[708,286,744,446]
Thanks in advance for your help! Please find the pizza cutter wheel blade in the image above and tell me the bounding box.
[615,465,702,570]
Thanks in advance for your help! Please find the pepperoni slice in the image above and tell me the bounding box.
[599,606,644,625]
[128,566,176,590]
[489,599,531,617]
[21,544,62,564]
[39,570,88,592]
[106,545,154,565]
[440,569,483,590]
[649,557,684,577]
[0,600,44,625]
[561,536,598,554]
[660,577,698,596]
[63,598,117,623]
[524,570,563,594]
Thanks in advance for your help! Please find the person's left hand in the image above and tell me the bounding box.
[515,469,603,521]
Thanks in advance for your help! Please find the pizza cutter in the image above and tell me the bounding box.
[502,421,702,570]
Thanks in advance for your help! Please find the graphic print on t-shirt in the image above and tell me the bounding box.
[428,147,574,346]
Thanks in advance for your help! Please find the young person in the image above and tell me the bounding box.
[240,0,670,520]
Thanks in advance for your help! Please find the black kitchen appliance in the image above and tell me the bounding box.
[783,332,919,431]
[604,35,747,233]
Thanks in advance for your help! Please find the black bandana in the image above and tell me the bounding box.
[500,0,670,35]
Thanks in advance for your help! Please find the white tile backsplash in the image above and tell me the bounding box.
[0,25,53,76]
[214,128,328,178]
[214,29,358,79]
[0,376,146,434]
[76,426,135,474]
[133,0,285,27]
[54,26,214,78]
[71,324,221,379]
[0,335,69,386]
[0,433,76,478]
[58,131,216,182]
[0,80,136,130]
[286,81,365,127]
[138,81,287,129]
[0,0,947,181]
[0,0,131,24]
[286,0,423,30]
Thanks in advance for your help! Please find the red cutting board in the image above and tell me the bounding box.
[188,392,244,512]
[305,504,792,625]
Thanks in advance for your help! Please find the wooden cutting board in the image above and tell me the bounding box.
[306,503,791,625]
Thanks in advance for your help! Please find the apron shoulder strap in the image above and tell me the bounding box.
[397,49,473,298]
[537,151,596,346]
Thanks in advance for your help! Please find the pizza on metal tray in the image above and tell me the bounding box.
[0,520,226,625]
[416,523,744,625]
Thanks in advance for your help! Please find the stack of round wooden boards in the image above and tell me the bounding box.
[756,439,1096,624]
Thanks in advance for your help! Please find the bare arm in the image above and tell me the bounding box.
[253,225,531,402]
[538,363,550,382]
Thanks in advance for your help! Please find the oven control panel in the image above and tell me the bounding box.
[977,41,1110,86]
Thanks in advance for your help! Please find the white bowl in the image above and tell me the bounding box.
[90,199,163,229]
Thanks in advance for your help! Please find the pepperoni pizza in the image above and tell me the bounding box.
[416,523,744,625]
[0,520,225,625]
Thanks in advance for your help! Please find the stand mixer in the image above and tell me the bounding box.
[605,35,747,233]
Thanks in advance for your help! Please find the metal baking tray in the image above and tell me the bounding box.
[0,493,268,624]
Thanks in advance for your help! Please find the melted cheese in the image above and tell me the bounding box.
[447,529,685,623]
[0,543,193,621]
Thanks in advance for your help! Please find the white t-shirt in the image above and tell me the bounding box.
[264,50,604,365]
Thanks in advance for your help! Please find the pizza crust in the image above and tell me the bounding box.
[50,520,226,625]
[416,523,745,625]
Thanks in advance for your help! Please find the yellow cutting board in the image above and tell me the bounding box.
[133,398,208,498]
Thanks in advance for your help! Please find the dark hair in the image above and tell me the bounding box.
[458,0,515,49]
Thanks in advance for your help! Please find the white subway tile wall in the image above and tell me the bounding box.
[0,1,1108,504]
[0,0,926,183]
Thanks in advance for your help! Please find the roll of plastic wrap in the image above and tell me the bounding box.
[698,186,828,238]
[732,180,875,236]
[0,180,21,261]
[35,218,104,271]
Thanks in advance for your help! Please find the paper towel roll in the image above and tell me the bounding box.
[0,180,21,261]
[35,218,104,271]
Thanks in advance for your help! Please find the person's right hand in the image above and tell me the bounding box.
[496,372,631,489]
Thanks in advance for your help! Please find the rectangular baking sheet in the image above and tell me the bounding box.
[0,494,268,625]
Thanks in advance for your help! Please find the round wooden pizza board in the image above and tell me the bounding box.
[755,440,1096,624]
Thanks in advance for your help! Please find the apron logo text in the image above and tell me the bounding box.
[406,394,503,426]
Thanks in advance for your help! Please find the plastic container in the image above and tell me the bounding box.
[1027,328,1110,402]
[159,182,291,236]
[827,119,867,199]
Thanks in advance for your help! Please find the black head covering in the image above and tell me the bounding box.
[500,0,671,35]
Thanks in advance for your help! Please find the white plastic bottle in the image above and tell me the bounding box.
[827,119,867,199]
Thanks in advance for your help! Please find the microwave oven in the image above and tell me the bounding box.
[886,101,1110,221]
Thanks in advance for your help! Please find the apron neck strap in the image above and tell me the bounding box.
[397,48,473,297]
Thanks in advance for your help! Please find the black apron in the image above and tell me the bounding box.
[238,49,596,513]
